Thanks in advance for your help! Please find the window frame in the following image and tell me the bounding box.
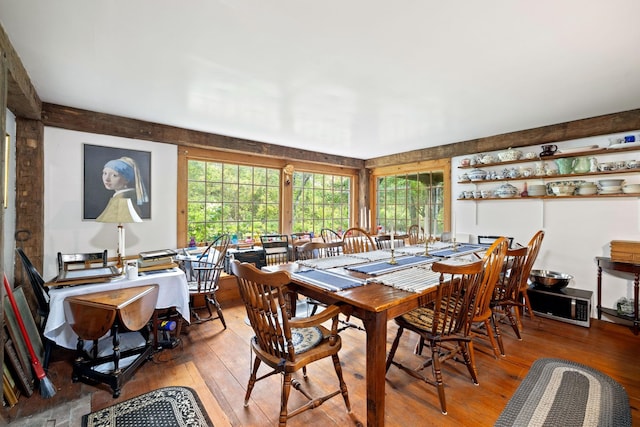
[369,158,451,236]
[177,147,360,247]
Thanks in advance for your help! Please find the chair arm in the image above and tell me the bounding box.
[289,304,342,329]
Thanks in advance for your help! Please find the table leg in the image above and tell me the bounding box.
[597,265,603,320]
[362,310,388,427]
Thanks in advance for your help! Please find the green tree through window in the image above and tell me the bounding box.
[292,171,351,236]
[377,172,444,236]
[187,160,280,243]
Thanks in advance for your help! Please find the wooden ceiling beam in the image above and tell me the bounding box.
[41,103,365,169]
[365,109,640,168]
[0,24,41,119]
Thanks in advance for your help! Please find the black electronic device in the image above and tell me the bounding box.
[224,248,267,274]
[528,286,592,328]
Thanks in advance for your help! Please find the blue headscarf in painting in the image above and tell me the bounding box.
[103,157,149,205]
[104,159,135,183]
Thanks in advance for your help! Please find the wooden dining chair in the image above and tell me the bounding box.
[230,260,352,426]
[342,227,376,254]
[385,237,507,414]
[375,234,406,250]
[473,245,529,357]
[16,247,54,370]
[320,228,343,256]
[188,233,230,327]
[517,230,545,323]
[260,234,290,265]
[408,224,423,245]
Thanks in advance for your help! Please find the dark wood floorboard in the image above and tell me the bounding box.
[4,301,639,426]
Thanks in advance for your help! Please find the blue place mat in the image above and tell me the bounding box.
[430,244,486,258]
[346,256,438,275]
[291,269,366,291]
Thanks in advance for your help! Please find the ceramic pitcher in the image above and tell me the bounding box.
[555,158,573,175]
[572,156,590,174]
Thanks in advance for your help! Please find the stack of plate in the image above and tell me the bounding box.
[528,184,546,196]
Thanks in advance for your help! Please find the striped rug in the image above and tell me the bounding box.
[495,358,631,427]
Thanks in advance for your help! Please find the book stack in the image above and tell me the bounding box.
[138,249,177,270]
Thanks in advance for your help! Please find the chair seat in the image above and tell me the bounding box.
[187,281,219,293]
[251,324,342,372]
[398,301,461,332]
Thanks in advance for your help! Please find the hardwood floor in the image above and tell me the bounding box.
[4,301,639,426]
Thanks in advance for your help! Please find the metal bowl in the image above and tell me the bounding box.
[530,269,573,290]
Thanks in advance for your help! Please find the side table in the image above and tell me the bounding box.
[64,284,159,397]
[596,257,639,335]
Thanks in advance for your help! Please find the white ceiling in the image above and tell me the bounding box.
[1,1,639,160]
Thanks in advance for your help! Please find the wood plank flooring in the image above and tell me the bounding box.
[4,300,639,426]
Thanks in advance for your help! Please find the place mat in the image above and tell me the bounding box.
[297,255,366,270]
[395,245,433,256]
[291,269,366,291]
[346,250,394,262]
[430,244,486,258]
[370,267,441,293]
[346,256,438,275]
[82,386,212,427]
[495,358,631,427]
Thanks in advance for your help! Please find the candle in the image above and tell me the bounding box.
[390,228,395,250]
[453,211,456,239]
[424,208,428,240]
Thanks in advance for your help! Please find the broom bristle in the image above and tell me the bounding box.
[39,375,57,398]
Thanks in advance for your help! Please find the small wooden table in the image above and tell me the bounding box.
[596,257,640,335]
[64,284,159,397]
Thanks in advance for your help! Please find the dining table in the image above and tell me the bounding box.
[265,242,487,427]
[45,268,189,350]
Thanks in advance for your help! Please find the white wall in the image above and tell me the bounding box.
[44,128,178,279]
[4,109,16,281]
[452,130,640,318]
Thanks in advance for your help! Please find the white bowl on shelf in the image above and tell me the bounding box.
[598,179,625,187]
[600,185,622,192]
[622,184,640,194]
[551,184,576,196]
[578,187,598,195]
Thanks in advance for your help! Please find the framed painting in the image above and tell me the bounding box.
[83,144,151,220]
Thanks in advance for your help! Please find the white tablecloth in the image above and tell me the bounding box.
[45,268,189,349]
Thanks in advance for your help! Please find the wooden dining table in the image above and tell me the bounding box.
[267,257,440,427]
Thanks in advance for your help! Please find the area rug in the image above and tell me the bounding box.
[495,358,631,427]
[82,386,213,426]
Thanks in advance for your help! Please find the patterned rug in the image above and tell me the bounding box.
[82,386,213,426]
[495,358,631,427]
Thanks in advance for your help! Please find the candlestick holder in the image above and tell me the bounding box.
[452,237,458,252]
[423,234,434,256]
[388,248,397,265]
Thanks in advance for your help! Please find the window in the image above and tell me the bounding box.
[375,167,448,236]
[292,171,351,235]
[186,160,281,243]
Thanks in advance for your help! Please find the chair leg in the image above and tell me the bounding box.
[331,354,351,412]
[464,340,479,383]
[385,326,404,372]
[244,356,261,406]
[489,315,505,356]
[43,339,53,371]
[430,343,447,415]
[482,317,502,358]
[521,289,535,319]
[280,372,292,427]
[207,292,227,329]
[504,306,522,340]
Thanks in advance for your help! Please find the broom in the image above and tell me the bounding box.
[3,274,56,398]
